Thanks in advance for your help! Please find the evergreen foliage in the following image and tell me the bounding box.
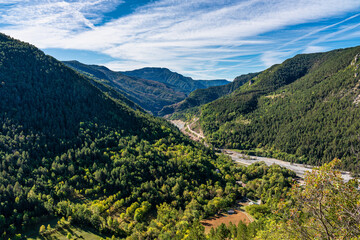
[194,46,360,170]
[1,33,359,240]
[64,61,186,115]
[122,67,229,95]
[0,33,243,239]
[161,72,258,116]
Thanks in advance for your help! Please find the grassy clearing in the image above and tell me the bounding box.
[27,224,104,240]
[23,217,105,240]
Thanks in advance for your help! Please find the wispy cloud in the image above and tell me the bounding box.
[282,13,360,48]
[309,22,360,46]
[1,0,360,79]
[261,50,296,68]
[303,46,328,54]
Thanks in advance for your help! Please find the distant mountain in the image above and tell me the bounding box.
[197,79,232,88]
[64,62,229,115]
[176,46,360,171]
[121,67,230,94]
[160,72,259,116]
[63,61,186,115]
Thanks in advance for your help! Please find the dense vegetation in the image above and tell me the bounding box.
[0,35,219,238]
[160,72,258,116]
[177,46,360,171]
[207,159,360,239]
[64,62,229,116]
[1,33,359,240]
[63,61,186,115]
[122,67,229,95]
[0,33,290,240]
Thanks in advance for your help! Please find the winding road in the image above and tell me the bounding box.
[170,119,353,181]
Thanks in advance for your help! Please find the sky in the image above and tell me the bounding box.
[0,0,360,80]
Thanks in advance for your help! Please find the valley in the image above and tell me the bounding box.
[171,119,353,181]
[169,46,360,174]
[1,29,360,239]
[64,61,229,116]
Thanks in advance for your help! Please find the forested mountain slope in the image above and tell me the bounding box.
[0,33,244,239]
[63,60,186,115]
[122,67,229,94]
[1,33,359,240]
[190,47,360,171]
[160,72,259,116]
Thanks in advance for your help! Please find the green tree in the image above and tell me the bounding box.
[39,225,46,234]
[67,232,72,239]
[284,159,360,239]
[185,220,206,240]
[0,215,5,229]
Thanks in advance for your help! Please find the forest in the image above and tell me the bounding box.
[160,72,258,116]
[0,33,291,239]
[173,46,360,172]
[63,61,186,115]
[64,62,229,116]
[0,33,359,240]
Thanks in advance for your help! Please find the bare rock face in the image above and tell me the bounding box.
[351,53,360,66]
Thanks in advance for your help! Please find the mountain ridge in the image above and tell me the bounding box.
[0,32,233,239]
[160,72,259,116]
[63,60,186,115]
[64,61,229,115]
[173,46,360,171]
[121,67,230,94]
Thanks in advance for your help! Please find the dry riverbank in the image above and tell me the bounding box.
[170,119,353,181]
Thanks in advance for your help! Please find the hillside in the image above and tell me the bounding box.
[63,61,186,115]
[0,33,247,239]
[160,72,259,116]
[2,33,359,240]
[189,46,360,171]
[122,67,229,94]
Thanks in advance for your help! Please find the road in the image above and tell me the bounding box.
[171,119,205,141]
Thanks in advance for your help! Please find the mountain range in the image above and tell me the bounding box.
[0,33,239,239]
[1,31,360,239]
[160,72,259,116]
[64,61,229,115]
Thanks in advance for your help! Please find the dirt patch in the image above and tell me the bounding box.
[201,209,252,234]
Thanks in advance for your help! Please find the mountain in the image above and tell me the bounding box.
[0,33,244,239]
[1,33,357,240]
[160,72,259,116]
[197,79,232,88]
[121,67,230,94]
[178,46,360,171]
[63,60,186,115]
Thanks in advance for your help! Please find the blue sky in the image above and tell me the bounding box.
[0,0,360,80]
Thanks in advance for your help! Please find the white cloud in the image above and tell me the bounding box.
[1,0,360,79]
[260,51,294,67]
[303,46,327,53]
[309,22,360,46]
[282,13,360,48]
[0,0,122,32]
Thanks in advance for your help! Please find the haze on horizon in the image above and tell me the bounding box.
[1,0,360,80]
